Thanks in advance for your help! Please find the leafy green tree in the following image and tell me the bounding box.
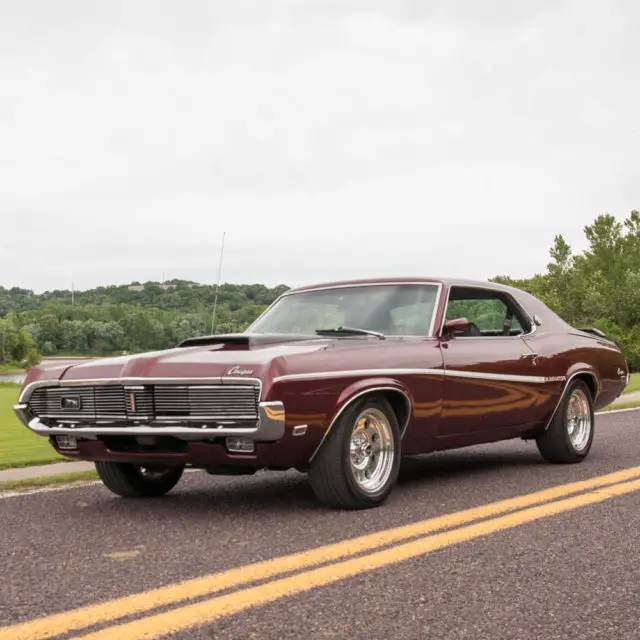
[497,210,640,369]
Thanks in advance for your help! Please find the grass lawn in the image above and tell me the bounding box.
[623,372,640,394]
[0,384,65,470]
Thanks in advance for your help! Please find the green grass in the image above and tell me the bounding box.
[623,372,640,394]
[0,384,66,470]
[0,470,98,492]
[599,399,640,412]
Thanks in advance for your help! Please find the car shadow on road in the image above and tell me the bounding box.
[396,447,547,487]
[83,445,549,518]
[93,469,323,515]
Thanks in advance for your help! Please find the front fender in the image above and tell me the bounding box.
[17,362,78,401]
[268,376,413,466]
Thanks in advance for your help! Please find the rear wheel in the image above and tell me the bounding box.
[95,462,184,498]
[308,397,401,509]
[536,380,594,464]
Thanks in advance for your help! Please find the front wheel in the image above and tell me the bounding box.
[308,396,401,509]
[536,380,594,464]
[95,462,184,498]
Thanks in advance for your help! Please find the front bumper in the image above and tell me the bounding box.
[12,400,286,442]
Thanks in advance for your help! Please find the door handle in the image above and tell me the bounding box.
[520,352,538,359]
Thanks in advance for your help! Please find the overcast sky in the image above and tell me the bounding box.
[1,0,639,292]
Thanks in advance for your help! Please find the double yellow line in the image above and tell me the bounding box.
[4,465,640,640]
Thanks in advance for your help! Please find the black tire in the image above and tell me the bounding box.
[308,396,401,509]
[536,379,594,464]
[95,462,184,498]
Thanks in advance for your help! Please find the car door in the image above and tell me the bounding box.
[436,285,548,438]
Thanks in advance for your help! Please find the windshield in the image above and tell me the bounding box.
[246,283,440,337]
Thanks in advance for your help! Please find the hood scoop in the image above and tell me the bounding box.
[177,332,318,349]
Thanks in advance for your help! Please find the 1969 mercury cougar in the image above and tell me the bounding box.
[14,277,629,509]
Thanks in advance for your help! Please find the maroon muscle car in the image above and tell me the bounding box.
[14,277,629,509]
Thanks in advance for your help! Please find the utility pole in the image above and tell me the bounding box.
[211,231,226,334]
[71,281,75,306]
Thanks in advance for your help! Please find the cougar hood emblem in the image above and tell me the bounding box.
[226,366,254,376]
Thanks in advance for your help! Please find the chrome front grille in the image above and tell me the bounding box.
[27,383,260,423]
[125,387,154,417]
[28,387,95,418]
[27,386,126,418]
[154,385,259,419]
[96,386,127,416]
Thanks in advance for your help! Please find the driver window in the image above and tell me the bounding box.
[445,288,527,337]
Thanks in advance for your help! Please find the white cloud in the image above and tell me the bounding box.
[1,0,639,292]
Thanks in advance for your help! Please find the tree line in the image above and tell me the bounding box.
[0,282,287,368]
[1,210,639,370]
[492,210,640,369]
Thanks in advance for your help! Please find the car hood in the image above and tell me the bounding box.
[34,334,334,385]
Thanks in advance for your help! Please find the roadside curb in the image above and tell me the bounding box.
[0,461,95,483]
[597,406,640,416]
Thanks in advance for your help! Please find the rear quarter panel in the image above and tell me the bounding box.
[522,331,627,413]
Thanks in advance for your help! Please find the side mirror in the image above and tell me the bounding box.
[443,317,469,336]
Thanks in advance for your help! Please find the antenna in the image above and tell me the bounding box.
[211,231,227,334]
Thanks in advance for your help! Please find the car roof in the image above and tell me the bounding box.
[287,276,520,295]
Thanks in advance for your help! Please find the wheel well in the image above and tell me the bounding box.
[308,387,413,464]
[522,371,599,441]
[368,389,412,436]
[574,372,598,400]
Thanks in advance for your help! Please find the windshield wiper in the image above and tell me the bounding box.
[314,326,386,340]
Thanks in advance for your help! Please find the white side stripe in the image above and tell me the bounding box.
[445,370,566,384]
[272,369,566,385]
[272,368,441,383]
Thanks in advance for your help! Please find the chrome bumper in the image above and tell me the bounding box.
[12,401,286,442]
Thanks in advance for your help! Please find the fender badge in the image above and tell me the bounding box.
[226,366,254,376]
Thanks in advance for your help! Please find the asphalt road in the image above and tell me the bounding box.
[1,409,639,640]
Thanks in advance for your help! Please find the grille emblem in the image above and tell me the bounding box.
[129,391,136,413]
[60,396,82,411]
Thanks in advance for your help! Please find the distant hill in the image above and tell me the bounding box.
[0,280,290,315]
[0,281,289,363]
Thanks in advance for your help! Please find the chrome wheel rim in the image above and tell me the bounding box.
[566,389,592,452]
[349,408,395,494]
